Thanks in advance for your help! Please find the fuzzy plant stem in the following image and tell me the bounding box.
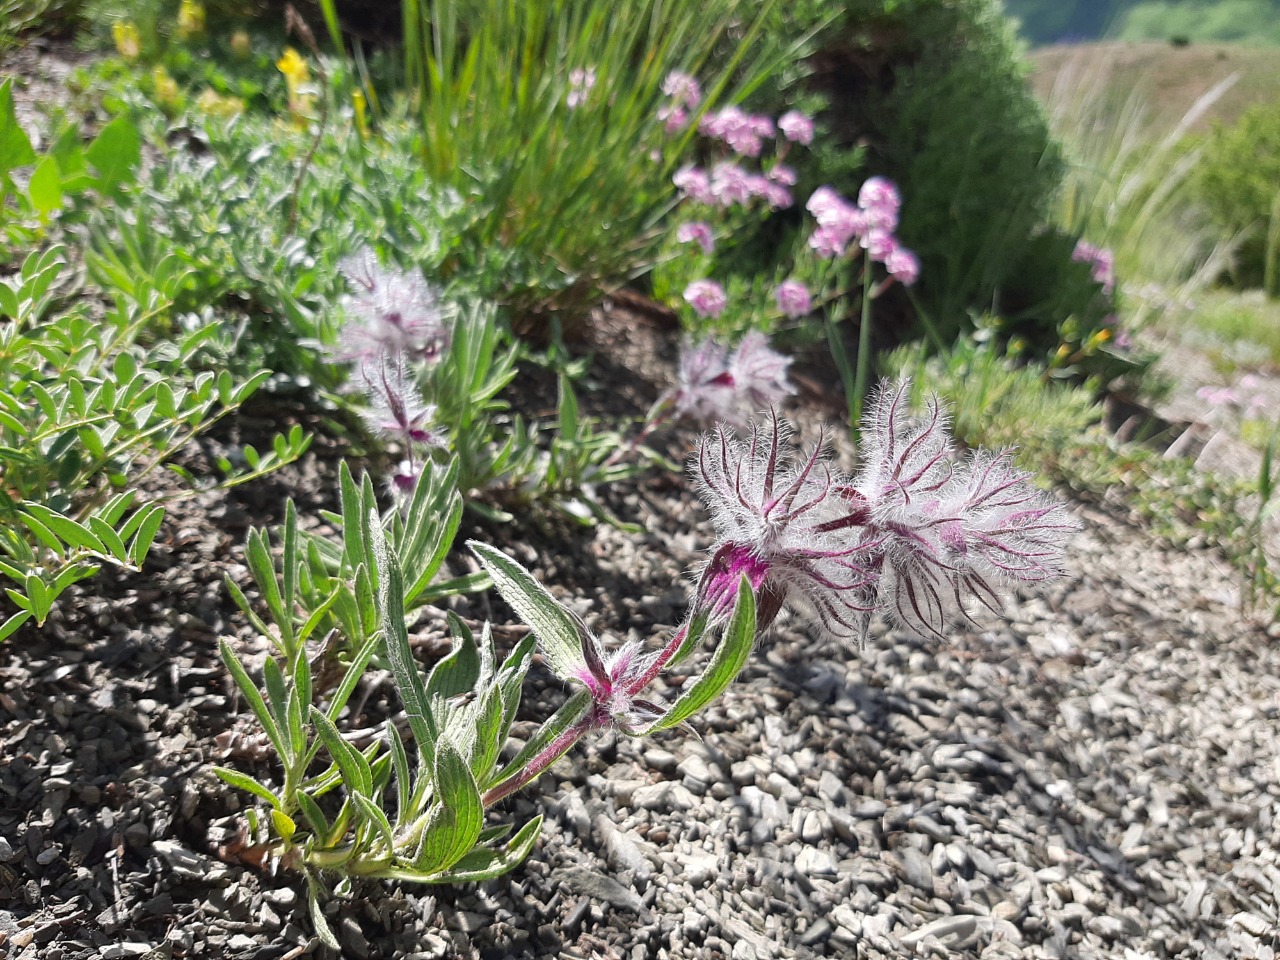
[480,618,695,806]
[623,620,690,696]
[851,252,875,439]
[480,713,595,807]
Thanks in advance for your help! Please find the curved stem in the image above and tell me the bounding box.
[623,620,690,697]
[852,252,875,439]
[481,713,594,807]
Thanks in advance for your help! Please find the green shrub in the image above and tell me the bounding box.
[713,0,1063,356]
[881,336,1104,461]
[1198,96,1280,294]
[801,0,1063,345]
[1114,0,1280,45]
[314,0,790,329]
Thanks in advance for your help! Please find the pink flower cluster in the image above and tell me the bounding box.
[774,279,812,319]
[683,279,728,319]
[676,221,715,255]
[691,380,1078,643]
[806,179,919,286]
[672,332,795,428]
[1072,240,1116,295]
[674,162,793,210]
[778,110,814,145]
[699,105,775,157]
[657,70,702,134]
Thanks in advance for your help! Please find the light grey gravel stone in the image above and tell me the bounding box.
[631,781,697,812]
[677,754,715,794]
[894,846,934,892]
[901,914,978,946]
[794,847,837,877]
[562,868,645,912]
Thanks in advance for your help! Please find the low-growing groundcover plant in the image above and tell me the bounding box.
[0,243,308,641]
[217,377,1076,944]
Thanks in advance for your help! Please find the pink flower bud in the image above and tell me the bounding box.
[778,109,814,145]
[683,279,728,319]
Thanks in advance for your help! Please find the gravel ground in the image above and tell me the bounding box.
[2,296,1279,960]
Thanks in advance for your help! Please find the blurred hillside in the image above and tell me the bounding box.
[1003,0,1280,46]
[1029,41,1280,128]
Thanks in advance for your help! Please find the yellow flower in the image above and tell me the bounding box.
[176,0,206,41]
[352,89,369,139]
[230,29,251,59]
[112,21,141,61]
[276,47,310,88]
[277,47,316,125]
[152,65,179,110]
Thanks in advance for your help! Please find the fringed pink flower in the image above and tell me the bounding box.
[691,416,880,641]
[840,380,1078,639]
[331,250,451,364]
[689,380,1078,644]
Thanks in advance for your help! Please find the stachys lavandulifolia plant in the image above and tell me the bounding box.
[215,379,1073,947]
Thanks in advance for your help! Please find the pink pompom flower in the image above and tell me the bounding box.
[676,221,716,255]
[884,247,920,286]
[684,279,728,319]
[774,279,812,319]
[778,109,815,145]
[661,70,702,108]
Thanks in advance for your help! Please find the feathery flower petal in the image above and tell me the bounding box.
[728,332,795,413]
[672,337,736,425]
[691,416,879,641]
[332,250,451,364]
[359,352,448,449]
[846,379,1078,639]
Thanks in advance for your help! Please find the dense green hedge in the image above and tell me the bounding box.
[760,0,1064,348]
[1198,96,1280,294]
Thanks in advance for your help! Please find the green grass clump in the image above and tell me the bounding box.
[1199,94,1280,294]
[1045,57,1234,306]
[1178,292,1280,368]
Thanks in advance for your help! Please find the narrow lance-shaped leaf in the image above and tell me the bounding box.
[310,706,373,798]
[218,639,288,760]
[212,767,282,810]
[428,814,542,884]
[412,741,484,875]
[426,613,481,706]
[468,541,588,683]
[370,509,435,759]
[297,788,331,841]
[645,576,756,734]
